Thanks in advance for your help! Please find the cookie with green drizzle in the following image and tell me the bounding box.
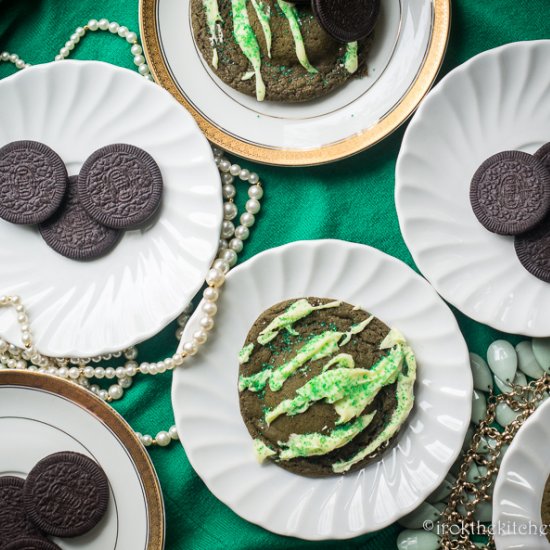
[191,0,374,102]
[238,297,417,477]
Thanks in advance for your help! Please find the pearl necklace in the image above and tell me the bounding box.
[0,25,264,448]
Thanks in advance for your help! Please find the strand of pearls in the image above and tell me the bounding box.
[0,149,263,448]
[0,51,30,70]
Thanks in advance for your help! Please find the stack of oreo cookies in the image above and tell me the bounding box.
[0,451,109,548]
[470,144,550,282]
[0,140,163,261]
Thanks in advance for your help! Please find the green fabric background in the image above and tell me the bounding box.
[0,0,549,548]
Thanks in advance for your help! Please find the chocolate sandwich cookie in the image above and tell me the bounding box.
[0,141,68,225]
[312,0,380,42]
[78,144,163,229]
[470,151,550,235]
[238,297,417,477]
[0,476,43,546]
[23,452,109,538]
[514,219,550,282]
[39,176,121,261]
[4,539,60,550]
[535,142,550,171]
[191,0,374,103]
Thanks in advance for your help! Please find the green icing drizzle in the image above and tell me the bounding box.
[253,438,276,463]
[258,298,340,345]
[332,339,417,474]
[251,0,272,58]
[239,343,254,365]
[278,412,376,460]
[277,0,318,74]
[265,345,404,425]
[344,42,358,74]
[231,0,266,101]
[202,0,223,69]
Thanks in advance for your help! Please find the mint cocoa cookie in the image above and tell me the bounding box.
[238,297,417,477]
[191,0,375,102]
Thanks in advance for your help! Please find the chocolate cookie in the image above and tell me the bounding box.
[23,452,109,538]
[470,151,550,235]
[514,218,550,282]
[4,539,60,550]
[78,144,163,229]
[191,0,374,103]
[312,0,380,42]
[535,142,550,171]
[0,141,68,225]
[39,176,121,261]
[0,476,43,546]
[238,297,417,477]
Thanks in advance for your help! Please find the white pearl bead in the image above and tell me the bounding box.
[164,358,175,370]
[70,33,80,43]
[84,366,95,378]
[90,384,100,394]
[145,74,154,81]
[240,212,255,227]
[156,431,171,446]
[109,22,120,33]
[173,354,185,366]
[193,330,208,345]
[98,18,109,30]
[131,43,142,55]
[21,332,32,346]
[221,173,234,184]
[58,367,68,378]
[125,362,137,377]
[134,54,145,66]
[9,53,18,62]
[69,367,80,380]
[65,40,75,51]
[138,63,150,75]
[223,202,238,220]
[169,426,179,440]
[202,302,218,316]
[200,316,215,331]
[221,220,235,239]
[125,347,138,360]
[183,342,198,356]
[94,367,105,379]
[60,47,70,57]
[203,287,219,302]
[117,25,129,37]
[126,31,138,43]
[1,52,9,61]
[119,377,132,389]
[219,160,231,173]
[229,238,244,253]
[229,164,241,176]
[235,225,250,240]
[16,360,26,369]
[105,367,116,379]
[206,268,225,288]
[76,26,85,36]
[116,366,126,378]
[98,389,108,401]
[249,173,259,185]
[15,59,25,69]
[239,169,250,181]
[148,363,158,375]
[213,259,230,274]
[156,361,166,374]
[248,184,263,199]
[246,198,261,215]
[142,434,153,447]
[222,184,236,199]
[109,384,123,400]
[221,248,237,267]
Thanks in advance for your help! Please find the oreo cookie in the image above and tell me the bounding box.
[4,539,60,550]
[312,0,380,42]
[535,142,550,171]
[23,452,109,538]
[0,141,68,225]
[0,476,43,546]
[515,219,550,282]
[39,176,121,261]
[78,144,163,229]
[470,151,550,235]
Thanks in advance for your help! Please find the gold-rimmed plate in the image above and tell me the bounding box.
[0,371,164,549]
[140,0,450,166]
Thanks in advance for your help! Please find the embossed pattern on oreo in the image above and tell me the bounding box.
[4,538,60,550]
[470,151,550,235]
[312,0,380,43]
[39,176,121,261]
[23,452,109,538]
[78,144,163,229]
[0,477,42,547]
[0,141,68,225]
[515,219,550,282]
[535,142,550,172]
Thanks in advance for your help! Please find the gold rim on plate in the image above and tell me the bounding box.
[140,0,451,166]
[0,370,165,550]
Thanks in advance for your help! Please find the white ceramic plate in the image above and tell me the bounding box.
[0,60,222,357]
[141,0,450,165]
[396,40,550,337]
[0,370,164,549]
[493,398,550,549]
[172,240,472,540]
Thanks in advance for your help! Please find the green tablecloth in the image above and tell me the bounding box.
[1,0,549,548]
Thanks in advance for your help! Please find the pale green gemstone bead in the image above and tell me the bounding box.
[470,353,493,392]
[487,340,517,383]
[471,390,487,424]
[462,424,474,452]
[476,435,496,454]
[474,501,492,522]
[513,372,528,387]
[427,473,455,503]
[532,338,550,373]
[398,501,441,529]
[516,341,545,379]
[432,502,446,514]
[494,375,513,394]
[397,530,439,550]
[466,463,487,484]
[496,402,520,426]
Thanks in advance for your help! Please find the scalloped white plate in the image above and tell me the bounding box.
[172,240,472,540]
[493,398,550,549]
[0,60,222,357]
[396,40,550,336]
